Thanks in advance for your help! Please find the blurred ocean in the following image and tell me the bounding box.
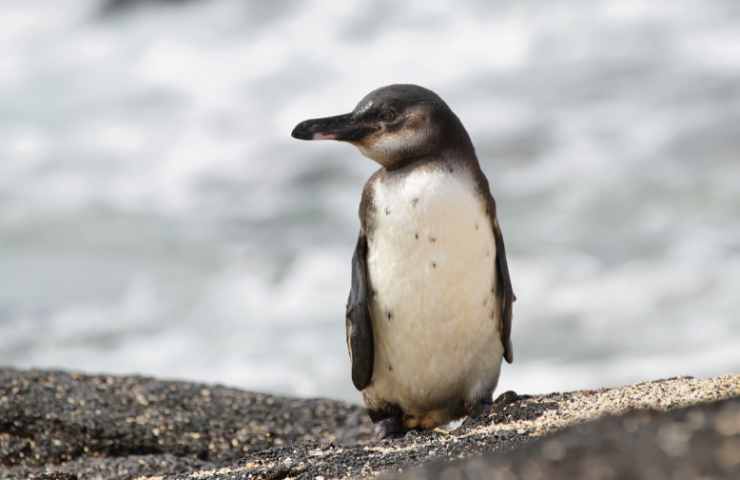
[1,0,739,403]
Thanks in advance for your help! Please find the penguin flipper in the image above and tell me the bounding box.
[346,232,374,390]
[492,215,515,364]
[476,168,515,364]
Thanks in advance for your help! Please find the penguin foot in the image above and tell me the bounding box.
[374,416,406,439]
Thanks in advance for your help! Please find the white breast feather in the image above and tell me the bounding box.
[364,167,504,416]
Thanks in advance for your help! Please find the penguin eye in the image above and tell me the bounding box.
[380,108,397,122]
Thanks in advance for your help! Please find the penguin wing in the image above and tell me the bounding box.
[476,168,515,364]
[492,213,515,363]
[346,232,374,390]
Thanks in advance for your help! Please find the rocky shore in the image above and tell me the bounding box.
[0,368,737,480]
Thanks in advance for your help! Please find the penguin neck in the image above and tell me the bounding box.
[383,144,478,174]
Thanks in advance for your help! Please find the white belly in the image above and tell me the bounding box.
[364,166,504,417]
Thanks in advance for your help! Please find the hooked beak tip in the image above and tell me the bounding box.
[291,121,337,141]
[291,122,313,140]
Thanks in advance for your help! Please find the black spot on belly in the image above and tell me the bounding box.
[387,311,393,321]
[388,364,393,372]
[411,198,419,207]
[431,261,437,269]
[385,207,391,215]
[428,235,437,243]
[475,223,479,230]
[414,232,419,240]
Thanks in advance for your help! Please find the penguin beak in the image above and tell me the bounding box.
[291,113,376,142]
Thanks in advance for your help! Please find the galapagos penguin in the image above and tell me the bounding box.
[291,84,515,435]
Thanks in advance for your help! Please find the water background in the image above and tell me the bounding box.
[1,0,739,403]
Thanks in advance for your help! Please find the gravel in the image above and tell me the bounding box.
[0,368,737,479]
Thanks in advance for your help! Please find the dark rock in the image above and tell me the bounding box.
[0,368,372,479]
[395,397,740,480]
[0,368,737,480]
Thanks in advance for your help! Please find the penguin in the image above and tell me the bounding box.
[291,84,515,435]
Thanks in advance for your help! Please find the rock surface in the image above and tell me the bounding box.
[0,368,737,480]
[396,395,740,480]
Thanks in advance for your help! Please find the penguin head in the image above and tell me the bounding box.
[292,84,472,169]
